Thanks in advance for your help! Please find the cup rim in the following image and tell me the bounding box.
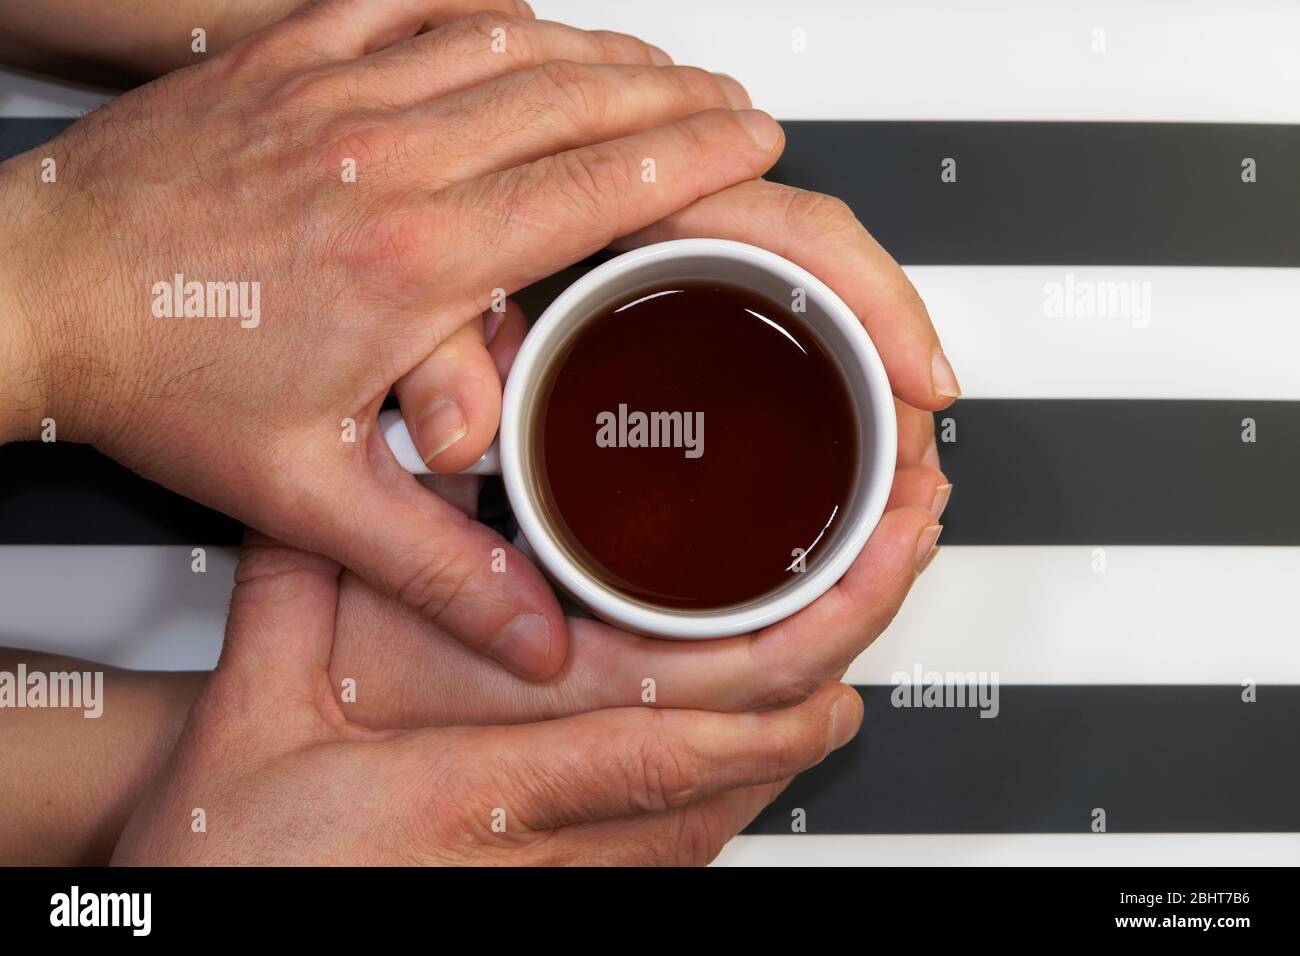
[500,238,897,639]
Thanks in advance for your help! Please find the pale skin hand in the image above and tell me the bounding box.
[0,283,947,864]
[109,538,863,866]
[0,0,793,679]
[0,650,204,866]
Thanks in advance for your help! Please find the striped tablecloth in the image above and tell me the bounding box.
[2,0,1297,865]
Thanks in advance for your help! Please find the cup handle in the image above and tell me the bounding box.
[379,408,500,476]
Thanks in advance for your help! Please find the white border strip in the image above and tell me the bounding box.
[550,0,1300,123]
[911,267,1300,401]
[715,833,1300,866]
[847,546,1300,685]
[0,545,233,671]
[0,68,112,118]
[4,1,1299,121]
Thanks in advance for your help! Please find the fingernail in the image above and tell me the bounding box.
[714,72,750,109]
[417,399,467,464]
[491,613,553,678]
[736,109,781,150]
[915,524,942,571]
[929,483,952,520]
[932,349,961,398]
[649,44,673,66]
[921,438,940,471]
[918,544,941,575]
[483,308,505,344]
[829,695,859,750]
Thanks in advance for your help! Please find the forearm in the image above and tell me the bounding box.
[0,649,203,865]
[0,0,298,86]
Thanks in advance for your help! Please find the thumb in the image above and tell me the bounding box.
[305,435,568,680]
[217,532,343,699]
[394,314,501,474]
[394,298,527,472]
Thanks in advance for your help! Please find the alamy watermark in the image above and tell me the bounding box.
[50,886,150,936]
[151,273,261,328]
[595,404,704,459]
[0,663,103,718]
[890,663,1000,718]
[1043,273,1152,327]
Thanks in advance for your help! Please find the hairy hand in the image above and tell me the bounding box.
[0,0,784,678]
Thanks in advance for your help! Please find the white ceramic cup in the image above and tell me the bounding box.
[381,238,896,639]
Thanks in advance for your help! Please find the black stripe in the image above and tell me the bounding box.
[0,117,74,161]
[770,121,1300,266]
[7,118,1300,265]
[5,399,1295,545]
[4,118,1297,545]
[746,685,1300,834]
[936,400,1300,546]
[0,441,242,545]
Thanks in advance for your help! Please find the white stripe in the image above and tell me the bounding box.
[847,546,1300,685]
[910,266,1300,400]
[2,545,1294,685]
[715,833,1300,866]
[548,0,1300,122]
[5,1,1300,121]
[0,546,233,671]
[0,70,111,118]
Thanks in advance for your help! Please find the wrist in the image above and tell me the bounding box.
[0,649,204,866]
[0,157,52,444]
[0,143,129,450]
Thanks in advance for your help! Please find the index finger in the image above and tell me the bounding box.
[440,682,860,832]
[421,108,784,315]
[613,178,961,410]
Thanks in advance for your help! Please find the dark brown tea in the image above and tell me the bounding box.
[535,280,859,610]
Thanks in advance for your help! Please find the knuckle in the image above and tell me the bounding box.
[397,735,482,842]
[233,541,309,586]
[622,811,722,867]
[674,108,718,162]
[749,668,825,711]
[468,165,530,242]
[781,188,858,237]
[459,8,517,32]
[874,267,930,324]
[220,30,290,81]
[395,538,475,624]
[551,147,627,226]
[318,118,393,171]
[891,277,929,318]
[452,755,558,851]
[456,10,530,60]
[667,811,724,866]
[767,721,816,779]
[432,742,490,822]
[669,64,722,102]
[536,58,607,125]
[624,720,706,812]
[268,70,341,114]
[591,29,654,64]
[335,200,437,285]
